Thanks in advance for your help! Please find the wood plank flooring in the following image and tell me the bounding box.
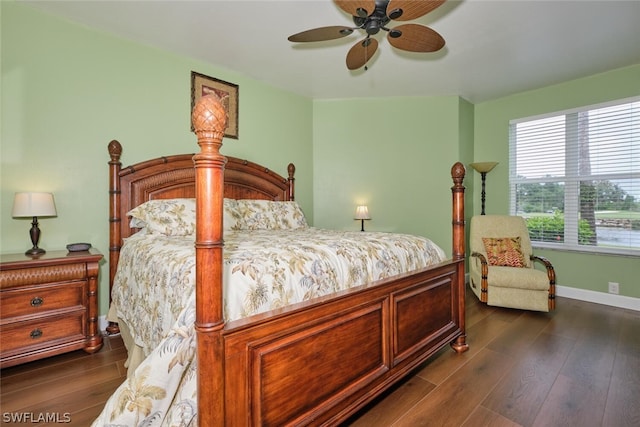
[346,294,640,427]
[1,332,128,426]
[1,293,638,426]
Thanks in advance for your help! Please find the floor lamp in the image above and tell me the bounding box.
[470,162,498,215]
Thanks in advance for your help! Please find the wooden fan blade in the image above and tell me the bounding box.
[387,24,445,52]
[334,0,376,18]
[386,0,446,21]
[346,37,378,70]
[288,26,354,42]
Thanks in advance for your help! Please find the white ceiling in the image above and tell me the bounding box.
[22,0,640,103]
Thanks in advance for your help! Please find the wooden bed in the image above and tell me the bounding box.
[106,94,468,426]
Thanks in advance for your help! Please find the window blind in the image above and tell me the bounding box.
[509,97,640,255]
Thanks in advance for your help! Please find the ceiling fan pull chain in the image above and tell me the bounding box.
[365,40,368,71]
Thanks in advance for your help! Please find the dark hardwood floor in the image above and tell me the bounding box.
[1,332,128,426]
[346,293,640,427]
[1,292,638,426]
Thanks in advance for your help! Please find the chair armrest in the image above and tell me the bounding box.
[531,255,556,310]
[470,252,489,301]
[471,251,488,265]
[531,255,556,282]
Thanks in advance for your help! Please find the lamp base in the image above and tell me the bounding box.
[25,247,46,256]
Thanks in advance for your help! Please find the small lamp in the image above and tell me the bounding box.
[469,162,498,215]
[354,205,371,232]
[12,192,57,256]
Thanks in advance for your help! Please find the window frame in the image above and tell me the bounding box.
[509,96,640,257]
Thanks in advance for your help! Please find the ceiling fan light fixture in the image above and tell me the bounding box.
[353,16,367,27]
[355,7,369,18]
[365,20,380,35]
[388,8,403,20]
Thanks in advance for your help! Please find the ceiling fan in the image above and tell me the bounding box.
[288,0,446,70]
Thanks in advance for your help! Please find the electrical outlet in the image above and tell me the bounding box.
[608,282,619,295]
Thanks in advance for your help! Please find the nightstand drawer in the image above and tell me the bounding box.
[0,312,86,354]
[0,281,86,319]
[0,263,88,289]
[0,249,102,367]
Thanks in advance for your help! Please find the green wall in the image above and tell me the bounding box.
[474,64,640,299]
[2,1,637,317]
[312,96,474,254]
[1,2,313,315]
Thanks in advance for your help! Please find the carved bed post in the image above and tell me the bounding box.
[107,140,122,336]
[450,162,469,353]
[192,95,228,426]
[287,163,296,201]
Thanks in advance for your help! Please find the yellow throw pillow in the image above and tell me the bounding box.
[482,237,526,267]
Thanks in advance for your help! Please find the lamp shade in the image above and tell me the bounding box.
[12,192,57,218]
[354,205,371,220]
[469,162,498,173]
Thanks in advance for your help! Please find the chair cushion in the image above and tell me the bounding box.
[486,265,550,291]
[482,237,526,267]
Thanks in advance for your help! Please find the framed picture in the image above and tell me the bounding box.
[190,71,239,138]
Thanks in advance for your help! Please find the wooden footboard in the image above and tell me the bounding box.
[191,94,468,426]
[222,263,463,426]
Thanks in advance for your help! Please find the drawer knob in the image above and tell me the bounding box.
[30,329,43,339]
[30,296,44,307]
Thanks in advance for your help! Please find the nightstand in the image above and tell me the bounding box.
[0,249,103,368]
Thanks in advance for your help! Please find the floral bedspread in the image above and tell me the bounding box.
[92,228,445,426]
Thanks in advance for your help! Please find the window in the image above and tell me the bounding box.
[509,97,640,256]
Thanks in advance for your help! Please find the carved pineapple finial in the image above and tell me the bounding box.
[451,162,466,186]
[192,94,228,144]
[108,140,122,161]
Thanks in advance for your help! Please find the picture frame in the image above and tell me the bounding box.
[190,71,239,139]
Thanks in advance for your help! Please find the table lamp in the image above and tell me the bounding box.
[354,205,371,232]
[12,192,57,255]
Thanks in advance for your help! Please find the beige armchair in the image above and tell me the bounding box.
[469,215,556,312]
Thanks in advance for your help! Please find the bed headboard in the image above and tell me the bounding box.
[107,139,295,303]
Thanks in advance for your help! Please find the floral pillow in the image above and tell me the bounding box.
[234,199,308,230]
[128,198,241,235]
[482,237,526,267]
[223,198,242,231]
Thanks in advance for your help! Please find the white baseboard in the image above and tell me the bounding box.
[557,285,640,311]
